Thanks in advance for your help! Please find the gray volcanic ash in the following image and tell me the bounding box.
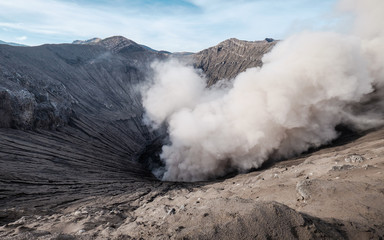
[143,0,384,182]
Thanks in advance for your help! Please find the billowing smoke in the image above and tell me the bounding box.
[142,0,384,182]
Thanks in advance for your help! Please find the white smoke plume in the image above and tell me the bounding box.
[142,0,384,182]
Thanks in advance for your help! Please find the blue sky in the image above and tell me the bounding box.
[0,0,338,52]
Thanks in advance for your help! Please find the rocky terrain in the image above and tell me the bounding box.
[0,36,383,239]
[1,127,383,239]
[0,36,166,213]
[193,38,276,86]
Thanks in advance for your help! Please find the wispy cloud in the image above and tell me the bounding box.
[16,36,27,41]
[0,0,337,51]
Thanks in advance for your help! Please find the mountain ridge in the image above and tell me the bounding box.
[193,37,277,85]
[0,39,27,47]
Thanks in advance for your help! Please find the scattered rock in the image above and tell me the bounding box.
[175,226,185,232]
[362,164,371,170]
[345,154,365,163]
[296,180,312,200]
[73,211,82,216]
[331,165,356,171]
[167,208,176,215]
[273,173,279,178]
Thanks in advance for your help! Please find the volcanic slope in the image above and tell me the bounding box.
[0,36,277,214]
[0,36,168,212]
[1,37,383,239]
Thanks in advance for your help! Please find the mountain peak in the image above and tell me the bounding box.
[72,37,102,45]
[194,37,277,85]
[72,36,144,53]
[98,36,141,52]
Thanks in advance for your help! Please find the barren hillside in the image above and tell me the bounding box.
[0,37,383,239]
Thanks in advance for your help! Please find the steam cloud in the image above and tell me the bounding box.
[142,0,384,182]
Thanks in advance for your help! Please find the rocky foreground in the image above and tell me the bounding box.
[1,127,383,239]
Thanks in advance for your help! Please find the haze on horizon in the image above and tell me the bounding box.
[0,0,338,52]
